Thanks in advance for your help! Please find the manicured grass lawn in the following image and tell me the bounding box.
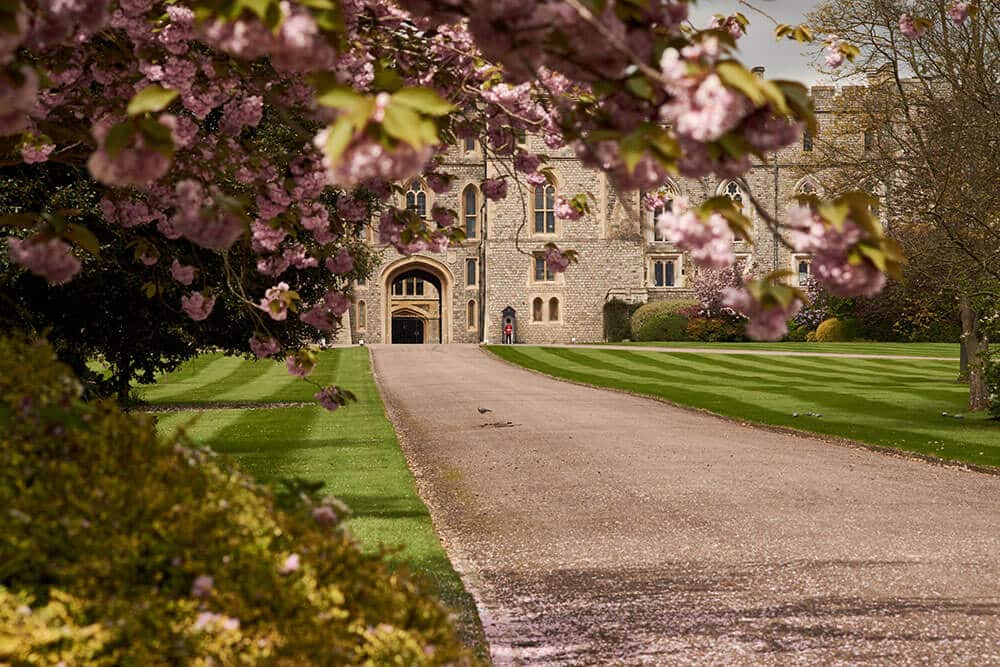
[150,349,486,655]
[600,341,960,358]
[486,345,999,469]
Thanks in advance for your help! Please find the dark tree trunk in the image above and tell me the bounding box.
[959,293,989,411]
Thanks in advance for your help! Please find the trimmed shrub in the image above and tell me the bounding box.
[686,316,746,342]
[635,313,689,342]
[815,317,857,342]
[603,299,639,342]
[0,337,473,666]
[630,299,698,340]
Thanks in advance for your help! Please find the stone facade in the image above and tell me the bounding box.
[350,86,860,345]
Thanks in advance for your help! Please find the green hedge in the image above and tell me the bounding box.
[630,300,698,341]
[634,313,689,342]
[0,337,472,666]
[603,299,639,342]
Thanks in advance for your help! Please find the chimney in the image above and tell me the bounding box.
[751,66,766,77]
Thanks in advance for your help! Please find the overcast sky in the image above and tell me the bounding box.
[690,1,830,84]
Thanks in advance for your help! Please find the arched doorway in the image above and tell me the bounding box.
[382,257,453,344]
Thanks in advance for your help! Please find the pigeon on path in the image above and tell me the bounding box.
[477,407,492,415]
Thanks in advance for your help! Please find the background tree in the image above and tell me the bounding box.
[809,0,1000,409]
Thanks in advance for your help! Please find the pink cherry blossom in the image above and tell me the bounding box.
[259,282,291,321]
[181,292,216,321]
[554,196,582,221]
[286,354,312,377]
[543,246,571,273]
[170,259,196,285]
[190,574,214,598]
[336,195,368,222]
[251,220,287,253]
[249,335,280,359]
[138,247,159,266]
[20,140,54,164]
[656,198,736,269]
[312,504,338,525]
[87,118,171,187]
[325,247,354,274]
[431,206,456,227]
[315,385,345,412]
[947,2,970,25]
[898,14,927,39]
[481,178,508,201]
[279,553,300,575]
[722,287,802,342]
[8,237,81,284]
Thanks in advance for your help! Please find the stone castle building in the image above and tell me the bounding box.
[348,85,859,345]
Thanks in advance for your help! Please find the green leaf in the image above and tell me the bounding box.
[775,80,816,135]
[64,223,100,257]
[104,122,135,158]
[143,281,157,298]
[619,133,646,175]
[127,84,179,116]
[0,213,39,229]
[372,68,403,93]
[625,75,655,100]
[322,117,354,165]
[382,103,425,148]
[138,118,175,157]
[716,61,766,106]
[315,82,366,111]
[391,87,454,117]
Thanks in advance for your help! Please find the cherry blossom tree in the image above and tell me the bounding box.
[0,0,915,408]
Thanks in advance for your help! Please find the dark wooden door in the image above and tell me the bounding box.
[392,317,424,344]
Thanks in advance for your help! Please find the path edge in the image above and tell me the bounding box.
[481,345,1000,478]
[365,346,505,665]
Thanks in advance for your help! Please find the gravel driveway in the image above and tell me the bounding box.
[371,344,1000,666]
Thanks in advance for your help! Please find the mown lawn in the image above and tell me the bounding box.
[149,349,486,655]
[600,341,960,358]
[486,345,999,469]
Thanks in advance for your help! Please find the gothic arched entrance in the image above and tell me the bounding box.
[382,257,453,344]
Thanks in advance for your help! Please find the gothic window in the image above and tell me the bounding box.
[532,297,544,322]
[357,300,367,331]
[533,184,556,234]
[463,185,478,239]
[721,181,747,213]
[548,297,560,322]
[464,136,477,152]
[467,300,477,330]
[533,254,557,282]
[466,258,477,286]
[794,176,821,197]
[803,131,814,152]
[515,128,527,145]
[864,130,874,153]
[650,257,679,288]
[405,180,427,218]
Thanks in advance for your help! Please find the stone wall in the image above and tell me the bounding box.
[353,86,867,345]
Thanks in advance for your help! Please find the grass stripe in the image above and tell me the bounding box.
[488,345,999,469]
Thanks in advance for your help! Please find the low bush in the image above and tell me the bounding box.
[686,316,746,342]
[0,337,472,666]
[634,313,689,342]
[986,355,1000,420]
[603,299,639,342]
[815,317,857,342]
[630,299,698,340]
[786,325,811,342]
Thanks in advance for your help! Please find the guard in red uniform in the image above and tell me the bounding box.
[503,322,513,344]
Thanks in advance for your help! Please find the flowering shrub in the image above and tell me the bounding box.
[685,315,745,342]
[985,355,1000,420]
[0,337,472,665]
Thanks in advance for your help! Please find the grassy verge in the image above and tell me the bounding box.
[149,349,488,657]
[486,345,998,469]
[598,341,960,358]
